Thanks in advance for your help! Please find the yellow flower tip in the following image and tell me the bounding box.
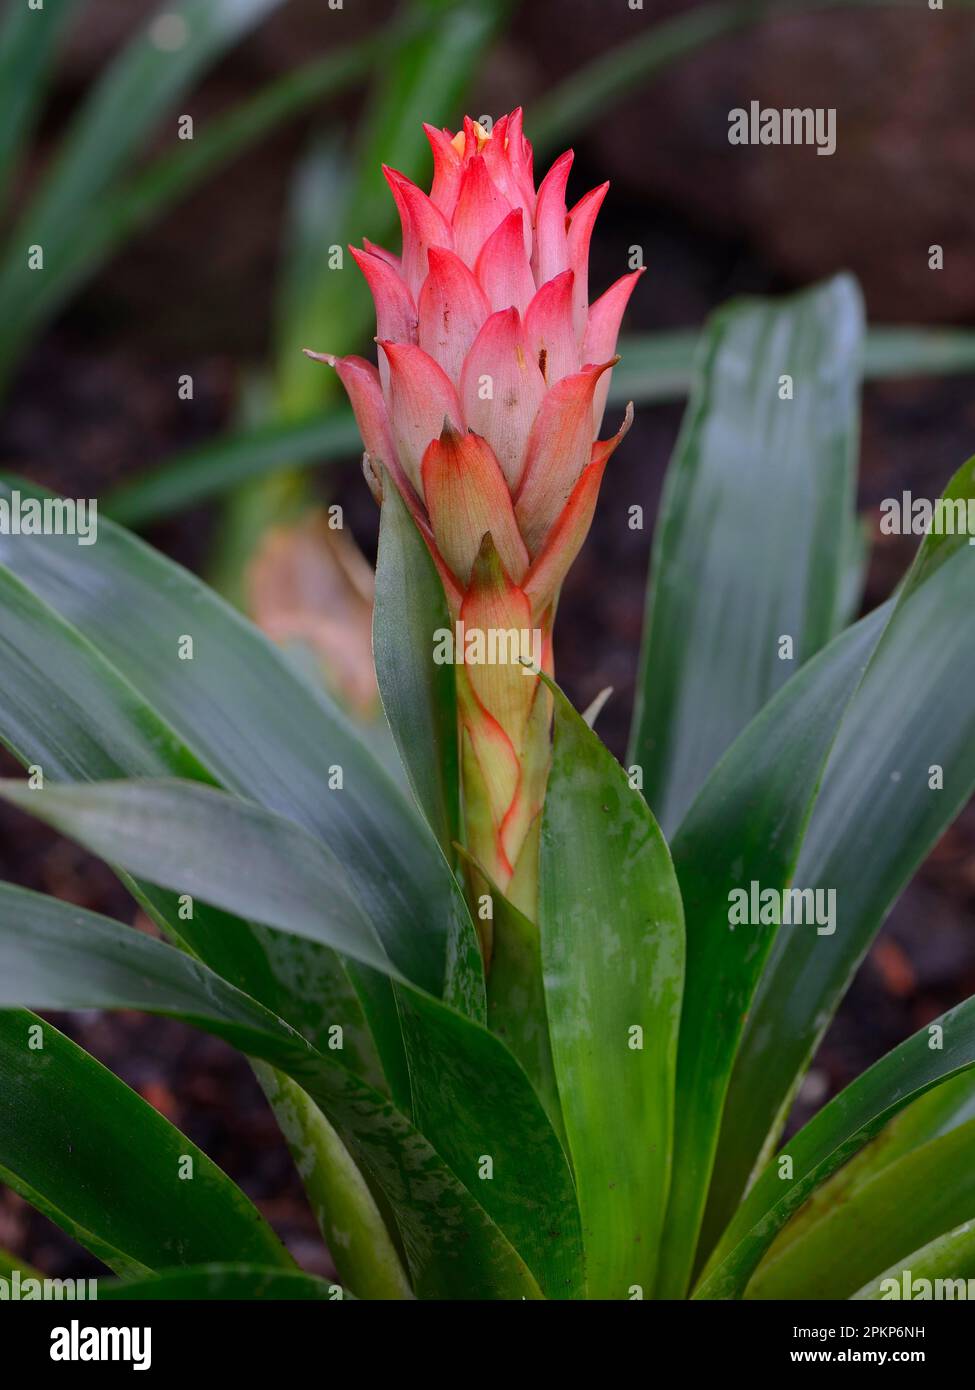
[451,120,493,156]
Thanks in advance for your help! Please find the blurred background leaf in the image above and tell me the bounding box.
[0,0,82,207]
[0,0,294,387]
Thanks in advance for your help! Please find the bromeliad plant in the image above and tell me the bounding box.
[1,109,975,1302]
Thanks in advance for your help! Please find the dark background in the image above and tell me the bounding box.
[1,0,974,1278]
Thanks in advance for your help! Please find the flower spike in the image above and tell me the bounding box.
[306,111,641,925]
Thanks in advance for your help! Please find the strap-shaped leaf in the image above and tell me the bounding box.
[0,1009,293,1278]
[746,1116,975,1298]
[0,573,410,1280]
[706,458,975,1250]
[753,1069,975,1279]
[610,326,975,410]
[0,777,397,979]
[374,481,484,1021]
[0,882,580,1299]
[0,477,466,1003]
[0,506,579,1293]
[0,1247,41,1281]
[0,562,386,1087]
[250,1062,412,1300]
[6,44,381,378]
[694,994,975,1300]
[394,990,582,1298]
[629,276,863,836]
[0,0,80,205]
[105,409,361,527]
[540,683,684,1298]
[655,602,890,1296]
[0,0,288,384]
[374,477,461,864]
[0,477,468,1099]
[852,1220,975,1300]
[461,849,562,1141]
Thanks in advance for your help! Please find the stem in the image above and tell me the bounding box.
[253,1063,413,1301]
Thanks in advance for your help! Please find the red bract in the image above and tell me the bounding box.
[307,111,641,938]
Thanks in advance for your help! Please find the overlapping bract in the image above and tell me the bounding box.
[309,110,640,920]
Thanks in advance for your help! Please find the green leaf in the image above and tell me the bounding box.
[477,863,562,1143]
[0,476,469,1016]
[860,325,975,380]
[655,602,891,1297]
[0,796,580,1298]
[0,881,577,1300]
[1,478,478,1198]
[611,330,701,404]
[0,559,386,1089]
[706,458,975,1248]
[395,989,583,1298]
[250,1063,412,1300]
[0,1009,293,1278]
[104,409,361,527]
[374,477,461,864]
[745,1116,975,1298]
[613,326,975,409]
[629,275,864,836]
[833,511,871,630]
[694,993,975,1300]
[100,1265,352,1300]
[853,1220,975,1300]
[539,682,684,1298]
[373,483,486,1025]
[0,1247,42,1282]
[4,841,396,1306]
[272,133,355,381]
[0,778,402,982]
[753,1069,975,1276]
[0,0,81,205]
[41,0,285,206]
[898,454,975,595]
[0,0,288,386]
[13,42,379,376]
